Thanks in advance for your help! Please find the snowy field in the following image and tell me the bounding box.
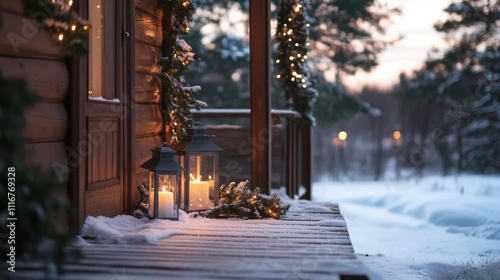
[312,174,500,280]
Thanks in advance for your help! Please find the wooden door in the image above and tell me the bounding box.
[71,0,133,222]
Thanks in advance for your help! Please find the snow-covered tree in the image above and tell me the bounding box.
[398,0,500,173]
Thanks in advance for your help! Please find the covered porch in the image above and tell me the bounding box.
[14,200,373,280]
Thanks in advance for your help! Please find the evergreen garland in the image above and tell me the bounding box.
[203,181,290,219]
[21,0,89,56]
[275,0,318,125]
[158,0,206,144]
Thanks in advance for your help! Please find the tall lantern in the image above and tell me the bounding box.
[172,123,223,212]
[140,146,184,220]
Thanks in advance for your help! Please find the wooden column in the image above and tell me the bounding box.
[301,124,312,200]
[249,0,271,193]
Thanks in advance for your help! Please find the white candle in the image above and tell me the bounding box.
[150,187,174,218]
[189,180,209,210]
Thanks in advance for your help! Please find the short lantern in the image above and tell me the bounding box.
[172,123,223,212]
[140,146,184,220]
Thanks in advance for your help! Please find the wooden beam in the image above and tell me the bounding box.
[249,0,271,193]
[301,124,312,200]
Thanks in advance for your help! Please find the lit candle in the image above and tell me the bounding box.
[189,180,209,210]
[149,187,174,218]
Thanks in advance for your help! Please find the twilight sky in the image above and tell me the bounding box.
[342,0,452,92]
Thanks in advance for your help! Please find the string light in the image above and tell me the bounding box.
[58,33,64,41]
[275,0,318,125]
[71,24,76,31]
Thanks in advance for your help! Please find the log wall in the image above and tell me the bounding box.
[0,2,69,182]
[133,0,164,201]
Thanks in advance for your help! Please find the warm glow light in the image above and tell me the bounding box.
[338,131,347,141]
[83,25,89,30]
[393,130,402,140]
[277,74,281,78]
[58,33,64,41]
[289,56,294,60]
[68,0,73,6]
[276,59,280,64]
[71,24,76,31]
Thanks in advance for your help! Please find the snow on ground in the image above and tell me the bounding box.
[312,174,500,280]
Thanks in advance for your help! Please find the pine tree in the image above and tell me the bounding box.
[398,0,500,173]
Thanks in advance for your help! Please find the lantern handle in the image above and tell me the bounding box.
[193,121,205,128]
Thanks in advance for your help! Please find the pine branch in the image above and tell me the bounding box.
[203,181,290,219]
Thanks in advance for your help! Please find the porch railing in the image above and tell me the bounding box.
[191,109,311,200]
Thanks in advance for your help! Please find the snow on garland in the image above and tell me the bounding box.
[275,0,318,125]
[20,0,89,56]
[158,0,206,144]
[202,181,291,219]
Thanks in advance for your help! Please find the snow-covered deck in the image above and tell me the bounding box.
[16,201,374,279]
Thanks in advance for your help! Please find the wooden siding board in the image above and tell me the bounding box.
[0,56,69,102]
[134,135,162,171]
[135,8,162,47]
[135,103,162,137]
[135,73,160,103]
[24,141,68,181]
[0,10,63,59]
[135,42,161,74]
[0,1,23,15]
[24,102,67,143]
[134,0,163,19]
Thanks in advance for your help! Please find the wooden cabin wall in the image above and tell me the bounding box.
[133,0,164,201]
[0,1,69,182]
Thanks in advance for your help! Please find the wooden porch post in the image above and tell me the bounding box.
[249,0,271,193]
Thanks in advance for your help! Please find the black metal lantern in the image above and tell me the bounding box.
[172,123,223,212]
[140,146,184,220]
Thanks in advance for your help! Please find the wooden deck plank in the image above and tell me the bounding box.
[11,203,370,280]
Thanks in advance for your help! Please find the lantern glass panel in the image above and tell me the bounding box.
[149,172,179,219]
[179,153,217,211]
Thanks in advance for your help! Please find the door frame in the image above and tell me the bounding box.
[69,0,135,229]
